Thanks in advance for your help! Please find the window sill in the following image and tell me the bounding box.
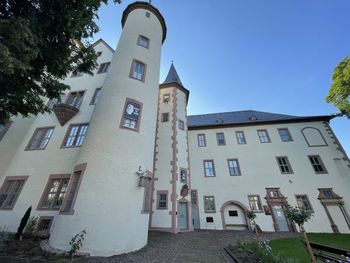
[129,76,145,83]
[36,207,60,211]
[204,211,216,213]
[25,148,47,151]
[61,145,82,149]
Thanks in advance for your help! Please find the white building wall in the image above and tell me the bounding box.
[189,121,350,233]
[0,42,113,232]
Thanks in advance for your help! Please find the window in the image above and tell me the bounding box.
[38,175,70,210]
[61,171,83,213]
[203,160,215,177]
[97,62,111,74]
[71,71,83,78]
[295,195,313,212]
[130,60,146,82]
[318,188,338,199]
[227,159,241,176]
[0,122,12,141]
[0,176,28,209]
[161,113,169,122]
[180,168,187,183]
[278,128,293,142]
[65,91,85,108]
[308,155,327,174]
[191,190,198,207]
[26,127,54,150]
[235,131,246,144]
[96,51,102,57]
[145,11,151,18]
[267,188,281,197]
[204,196,215,213]
[258,129,270,143]
[62,123,89,148]
[248,195,262,212]
[120,99,143,132]
[60,163,86,214]
[37,216,53,234]
[163,94,170,104]
[216,132,226,145]
[178,120,185,130]
[157,191,168,209]
[197,134,206,147]
[206,217,214,223]
[137,35,150,49]
[276,156,293,174]
[90,88,102,105]
[229,210,238,216]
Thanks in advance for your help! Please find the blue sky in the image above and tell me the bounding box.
[95,0,350,154]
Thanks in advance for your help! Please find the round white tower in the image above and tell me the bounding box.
[49,2,166,256]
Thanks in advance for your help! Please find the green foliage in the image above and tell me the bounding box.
[0,0,120,124]
[246,210,256,221]
[15,206,32,240]
[0,225,10,252]
[69,230,86,257]
[24,216,38,236]
[229,240,299,263]
[326,57,350,118]
[285,206,312,228]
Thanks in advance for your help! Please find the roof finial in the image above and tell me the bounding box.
[171,60,174,65]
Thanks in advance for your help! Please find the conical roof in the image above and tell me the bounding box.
[162,63,184,87]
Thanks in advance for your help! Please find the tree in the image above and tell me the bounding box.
[246,209,260,242]
[326,57,350,118]
[15,206,32,240]
[285,206,315,263]
[0,0,121,124]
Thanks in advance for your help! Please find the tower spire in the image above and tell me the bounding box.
[163,63,184,87]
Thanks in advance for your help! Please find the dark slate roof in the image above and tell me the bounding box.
[162,63,184,86]
[187,110,333,129]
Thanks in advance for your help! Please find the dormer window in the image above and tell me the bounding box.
[249,115,257,121]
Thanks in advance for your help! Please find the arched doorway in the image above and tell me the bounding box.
[220,201,251,230]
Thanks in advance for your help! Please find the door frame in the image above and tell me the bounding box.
[265,188,295,232]
[177,198,193,232]
[219,200,251,230]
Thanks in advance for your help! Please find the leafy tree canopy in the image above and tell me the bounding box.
[0,0,120,124]
[326,57,350,118]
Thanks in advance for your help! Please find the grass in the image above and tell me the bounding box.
[270,233,350,263]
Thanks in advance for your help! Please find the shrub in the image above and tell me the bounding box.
[24,216,39,237]
[229,240,299,263]
[69,230,86,258]
[0,225,10,252]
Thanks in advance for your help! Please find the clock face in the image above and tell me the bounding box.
[126,104,134,115]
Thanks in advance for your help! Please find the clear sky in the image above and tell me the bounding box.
[94,0,350,154]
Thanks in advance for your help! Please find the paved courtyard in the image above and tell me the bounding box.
[78,230,299,263]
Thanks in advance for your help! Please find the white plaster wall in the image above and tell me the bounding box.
[50,7,164,256]
[152,87,173,229]
[0,42,113,232]
[189,121,350,233]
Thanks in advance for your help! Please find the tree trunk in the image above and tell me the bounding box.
[301,225,316,263]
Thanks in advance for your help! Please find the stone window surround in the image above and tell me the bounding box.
[216,132,226,146]
[227,158,241,176]
[247,194,263,212]
[0,175,29,210]
[61,123,89,148]
[301,127,328,147]
[191,189,198,208]
[295,194,314,213]
[0,121,13,141]
[235,130,246,144]
[203,160,216,177]
[129,59,147,82]
[308,155,328,174]
[137,34,150,49]
[197,133,206,147]
[37,216,54,234]
[178,119,185,131]
[37,173,71,211]
[277,128,293,142]
[60,163,87,215]
[25,126,55,151]
[161,112,169,122]
[65,89,86,109]
[257,129,271,143]
[203,195,216,213]
[97,62,111,74]
[275,156,294,174]
[156,190,168,210]
[90,87,102,105]
[119,97,143,133]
